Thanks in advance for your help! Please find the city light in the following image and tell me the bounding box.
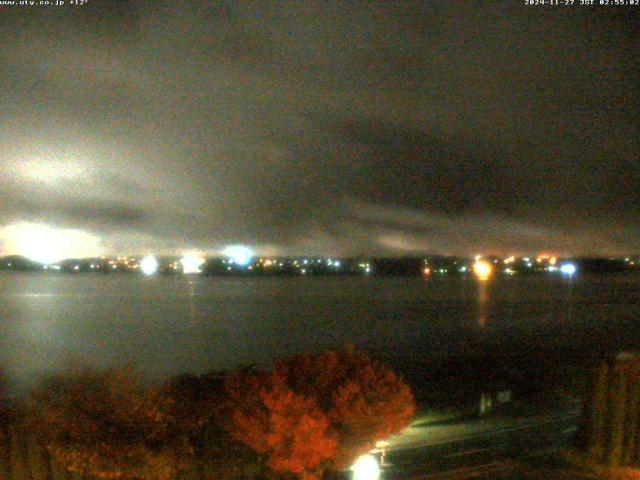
[223,245,253,266]
[473,259,493,280]
[351,454,380,480]
[560,263,577,276]
[140,256,158,275]
[180,254,204,274]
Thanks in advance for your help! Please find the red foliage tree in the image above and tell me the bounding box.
[275,349,416,468]
[225,369,337,480]
[225,350,415,476]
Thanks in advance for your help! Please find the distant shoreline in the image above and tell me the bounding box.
[1,254,638,276]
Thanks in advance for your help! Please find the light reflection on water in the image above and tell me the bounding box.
[476,280,489,328]
[0,272,639,391]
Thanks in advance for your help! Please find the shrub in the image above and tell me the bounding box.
[30,366,191,480]
[161,372,226,441]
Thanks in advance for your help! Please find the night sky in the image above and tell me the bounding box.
[1,1,638,258]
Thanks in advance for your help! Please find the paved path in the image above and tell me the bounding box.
[372,407,581,479]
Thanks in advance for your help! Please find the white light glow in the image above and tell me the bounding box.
[12,156,86,184]
[140,256,159,275]
[222,245,253,266]
[0,222,101,265]
[560,263,577,275]
[351,454,380,480]
[180,254,204,274]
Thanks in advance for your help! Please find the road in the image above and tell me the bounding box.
[372,408,581,479]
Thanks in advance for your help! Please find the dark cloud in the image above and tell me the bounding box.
[313,115,527,215]
[0,1,638,255]
[0,187,149,230]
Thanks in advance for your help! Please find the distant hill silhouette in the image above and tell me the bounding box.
[0,255,43,271]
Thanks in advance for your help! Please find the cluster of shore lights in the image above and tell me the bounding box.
[139,246,254,276]
[181,254,205,274]
[422,257,574,278]
[139,254,205,275]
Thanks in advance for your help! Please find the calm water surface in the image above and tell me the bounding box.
[1,272,639,391]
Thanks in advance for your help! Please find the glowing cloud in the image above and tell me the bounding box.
[0,222,102,264]
[11,154,87,185]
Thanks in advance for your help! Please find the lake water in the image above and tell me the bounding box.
[1,272,639,395]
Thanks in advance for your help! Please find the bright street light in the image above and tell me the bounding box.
[560,263,577,276]
[140,256,158,275]
[181,254,204,274]
[351,454,380,480]
[473,259,493,281]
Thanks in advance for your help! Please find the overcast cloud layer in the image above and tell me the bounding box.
[1,1,638,256]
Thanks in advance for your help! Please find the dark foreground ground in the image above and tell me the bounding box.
[0,361,635,480]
